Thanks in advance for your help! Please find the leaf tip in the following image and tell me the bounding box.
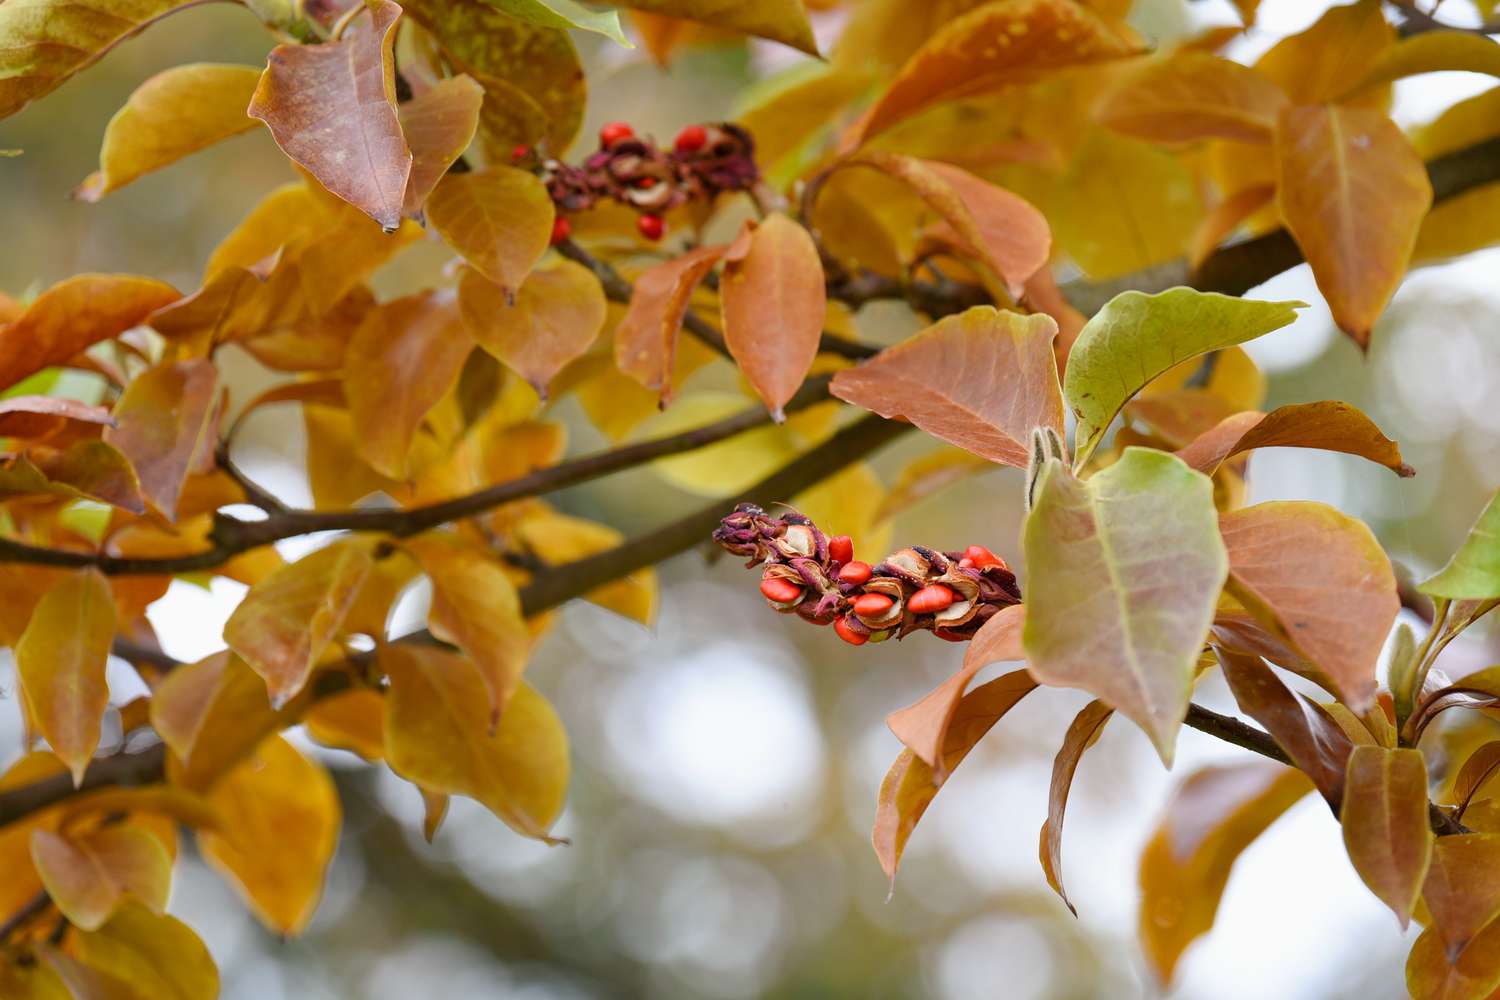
[1396,463,1416,478]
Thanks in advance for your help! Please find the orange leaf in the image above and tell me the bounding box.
[223,541,374,708]
[0,441,146,513]
[1138,761,1312,985]
[0,275,179,393]
[459,260,606,398]
[831,307,1062,468]
[1341,745,1432,927]
[1039,700,1114,915]
[1455,743,1500,818]
[398,74,483,217]
[305,689,386,761]
[1254,0,1393,105]
[1097,51,1288,145]
[720,213,826,420]
[68,902,219,999]
[150,651,293,791]
[1423,834,1500,963]
[1175,400,1413,478]
[1407,918,1500,1000]
[427,166,554,295]
[30,826,171,931]
[247,0,411,231]
[346,290,473,479]
[0,395,115,439]
[614,245,725,403]
[16,569,116,785]
[103,359,218,522]
[1274,104,1432,347]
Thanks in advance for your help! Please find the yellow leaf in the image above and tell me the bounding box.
[70,902,219,1000]
[460,260,606,399]
[199,734,340,934]
[636,391,801,496]
[17,569,116,785]
[399,74,483,217]
[1341,745,1432,927]
[876,445,993,521]
[1348,31,1500,97]
[302,404,402,508]
[1414,184,1500,264]
[306,688,386,761]
[1096,51,1287,145]
[29,826,171,931]
[382,643,569,841]
[0,960,68,999]
[513,510,657,624]
[428,167,554,294]
[1254,0,1394,106]
[618,0,816,55]
[74,64,262,201]
[150,651,294,791]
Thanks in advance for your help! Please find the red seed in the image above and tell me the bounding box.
[834,616,867,646]
[828,535,854,564]
[838,560,871,585]
[760,577,802,603]
[637,176,658,189]
[674,124,708,153]
[636,214,665,240]
[511,144,531,161]
[958,557,975,569]
[963,545,1007,571]
[853,593,894,618]
[549,216,572,246]
[908,584,955,615]
[599,121,634,145]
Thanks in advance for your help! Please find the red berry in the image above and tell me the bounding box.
[599,121,634,146]
[511,144,531,161]
[637,214,665,240]
[828,535,854,564]
[838,560,872,585]
[908,584,955,615]
[550,216,571,246]
[674,124,708,153]
[834,616,867,646]
[760,577,803,604]
[853,593,894,618]
[962,545,1007,571]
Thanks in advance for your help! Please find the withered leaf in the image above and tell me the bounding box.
[104,358,218,522]
[614,245,725,404]
[1039,700,1114,915]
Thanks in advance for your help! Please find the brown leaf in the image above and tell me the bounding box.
[1175,400,1414,478]
[346,289,473,478]
[1097,51,1287,145]
[459,260,606,399]
[428,166,554,295]
[1138,761,1312,985]
[886,604,1026,771]
[16,569,116,785]
[1341,745,1432,927]
[839,152,1050,297]
[1220,502,1399,714]
[1423,834,1500,963]
[103,359,218,521]
[1407,918,1500,1000]
[30,826,171,931]
[832,307,1062,468]
[1455,743,1500,819]
[0,395,115,439]
[1039,700,1114,915]
[247,0,412,231]
[1275,104,1432,347]
[398,74,483,217]
[720,214,827,420]
[614,245,725,404]
[0,275,179,393]
[0,441,146,513]
[873,669,1036,885]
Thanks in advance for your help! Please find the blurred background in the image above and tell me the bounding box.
[4,0,1500,996]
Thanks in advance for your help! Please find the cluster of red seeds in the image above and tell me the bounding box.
[713,504,1022,646]
[516,121,760,246]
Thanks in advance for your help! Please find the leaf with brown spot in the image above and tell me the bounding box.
[1275,104,1432,348]
[1341,745,1432,927]
[0,275,179,393]
[398,74,484,217]
[346,290,473,479]
[1039,700,1114,915]
[1138,761,1312,985]
[873,669,1036,885]
[74,64,262,201]
[720,214,826,420]
[103,359,218,521]
[248,0,411,231]
[1219,502,1399,714]
[1175,401,1414,478]
[16,569,116,785]
[832,307,1062,468]
[30,826,171,931]
[459,260,605,399]
[1098,51,1288,145]
[614,245,725,404]
[429,167,554,295]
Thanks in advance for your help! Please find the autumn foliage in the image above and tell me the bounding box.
[4,0,1500,995]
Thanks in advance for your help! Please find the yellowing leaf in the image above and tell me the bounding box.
[306,688,386,761]
[460,260,606,398]
[428,167,554,294]
[0,959,68,999]
[0,395,113,439]
[1219,502,1398,714]
[831,306,1062,468]
[1414,184,1500,264]
[70,902,218,1000]
[398,74,483,217]
[635,392,801,496]
[1175,401,1413,479]
[223,541,374,708]
[1407,916,1500,1000]
[614,246,725,403]
[1254,0,1394,105]
[1422,834,1500,963]
[346,290,473,479]
[0,441,146,514]
[151,651,297,791]
[382,643,569,840]
[30,826,170,931]
[248,0,411,231]
[618,0,815,54]
[1341,745,1432,927]
[199,734,340,934]
[74,64,261,201]
[16,568,116,785]
[1097,51,1288,145]
[1275,104,1432,348]
[1423,489,1500,600]
[876,445,993,521]
[1023,451,1227,764]
[513,509,657,623]
[0,275,178,393]
[487,0,628,45]
[1350,31,1500,96]
[720,214,827,419]
[1039,700,1113,914]
[103,359,217,521]
[1138,761,1312,985]
[1064,288,1302,468]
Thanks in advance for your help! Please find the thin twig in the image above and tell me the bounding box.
[216,442,287,514]
[0,890,51,946]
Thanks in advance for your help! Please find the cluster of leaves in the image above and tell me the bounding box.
[2,0,1500,995]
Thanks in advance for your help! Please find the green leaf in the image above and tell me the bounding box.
[1423,489,1500,600]
[486,0,631,46]
[1063,288,1303,467]
[1022,448,1228,764]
